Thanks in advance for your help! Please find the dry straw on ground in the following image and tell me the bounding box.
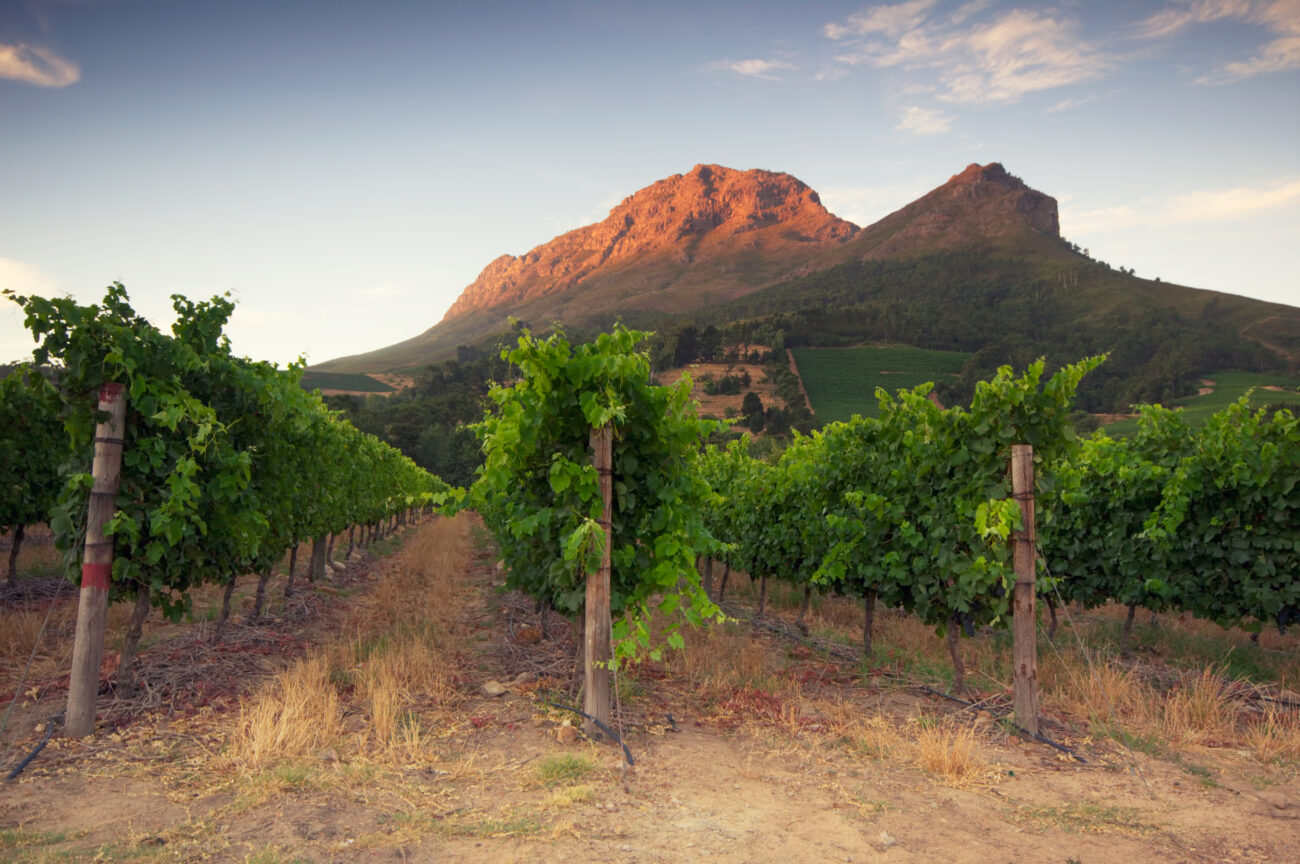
[229,514,472,770]
[913,721,987,785]
[231,654,343,769]
[677,573,1299,771]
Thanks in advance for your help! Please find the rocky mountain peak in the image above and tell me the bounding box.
[441,165,857,322]
[852,161,1059,258]
[947,162,1022,188]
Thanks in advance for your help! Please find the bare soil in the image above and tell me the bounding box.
[656,362,787,422]
[1,521,1297,863]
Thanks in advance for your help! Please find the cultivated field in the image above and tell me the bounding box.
[1102,371,1300,436]
[297,371,397,395]
[791,346,969,423]
[2,518,1297,863]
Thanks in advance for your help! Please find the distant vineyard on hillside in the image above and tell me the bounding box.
[792,345,968,423]
[299,371,395,393]
[1102,371,1300,435]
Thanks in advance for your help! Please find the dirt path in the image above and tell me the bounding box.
[1240,315,1300,366]
[2,518,1297,863]
[786,349,815,415]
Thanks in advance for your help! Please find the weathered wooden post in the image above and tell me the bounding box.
[1011,444,1039,735]
[585,423,613,739]
[65,383,127,737]
[309,535,327,582]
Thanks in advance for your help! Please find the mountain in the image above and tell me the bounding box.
[316,163,1297,376]
[321,164,859,371]
[842,162,1061,260]
[445,164,858,321]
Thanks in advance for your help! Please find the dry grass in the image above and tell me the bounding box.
[819,700,904,760]
[1042,652,1246,755]
[820,700,990,785]
[542,783,596,809]
[0,526,62,576]
[913,721,986,785]
[357,648,409,748]
[1,596,146,667]
[668,618,782,695]
[1158,667,1236,748]
[357,517,470,639]
[347,516,469,758]
[1042,650,1145,722]
[0,608,63,665]
[230,654,343,769]
[666,607,993,786]
[229,514,473,770]
[1244,709,1300,763]
[0,595,144,712]
[692,582,1298,775]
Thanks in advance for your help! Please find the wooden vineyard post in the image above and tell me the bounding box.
[1011,444,1039,736]
[585,423,613,740]
[65,383,127,737]
[309,535,327,582]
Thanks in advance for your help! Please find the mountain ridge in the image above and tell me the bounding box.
[315,163,1296,375]
[442,163,859,322]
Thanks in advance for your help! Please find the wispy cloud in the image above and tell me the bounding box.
[708,58,797,80]
[1062,177,1300,233]
[895,105,953,135]
[0,43,80,88]
[1129,0,1300,83]
[824,0,937,39]
[1129,0,1260,40]
[824,3,1109,104]
[1044,89,1117,113]
[812,64,850,81]
[1167,177,1300,222]
[1045,97,1087,113]
[358,283,411,299]
[949,0,994,27]
[945,10,1109,102]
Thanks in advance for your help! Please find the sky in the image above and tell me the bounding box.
[2,0,1298,367]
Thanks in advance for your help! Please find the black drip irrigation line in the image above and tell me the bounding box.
[717,600,862,664]
[918,685,1086,764]
[542,700,635,767]
[4,712,62,782]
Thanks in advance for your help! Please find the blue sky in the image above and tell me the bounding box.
[2,0,1298,366]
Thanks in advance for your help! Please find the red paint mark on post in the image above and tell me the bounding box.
[99,382,124,403]
[82,562,111,591]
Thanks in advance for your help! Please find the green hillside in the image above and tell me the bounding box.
[299,371,395,393]
[695,250,1294,414]
[793,345,968,424]
[1102,371,1300,435]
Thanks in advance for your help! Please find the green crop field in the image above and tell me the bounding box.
[299,371,395,393]
[1102,371,1300,435]
[792,345,969,424]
